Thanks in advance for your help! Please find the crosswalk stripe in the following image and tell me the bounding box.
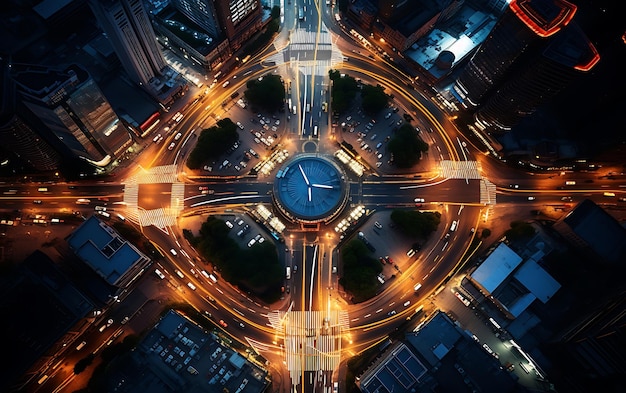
[440,160,482,179]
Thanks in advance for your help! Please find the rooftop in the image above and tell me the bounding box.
[67,215,149,286]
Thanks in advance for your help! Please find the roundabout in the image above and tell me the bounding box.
[273,155,348,224]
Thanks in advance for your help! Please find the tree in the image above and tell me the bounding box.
[186,118,239,169]
[505,221,535,241]
[361,84,389,115]
[244,74,284,113]
[390,209,441,238]
[329,70,358,114]
[387,124,429,168]
[184,216,285,302]
[339,240,383,302]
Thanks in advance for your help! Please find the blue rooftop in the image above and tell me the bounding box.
[67,215,148,286]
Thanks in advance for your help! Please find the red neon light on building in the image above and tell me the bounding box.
[140,112,160,131]
[510,0,577,38]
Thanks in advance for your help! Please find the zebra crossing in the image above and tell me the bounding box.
[268,28,345,76]
[121,165,183,231]
[440,160,482,180]
[269,310,349,384]
[480,179,497,206]
[138,207,176,230]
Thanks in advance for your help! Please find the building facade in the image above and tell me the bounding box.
[453,0,598,132]
[1,59,61,172]
[88,0,167,91]
[12,63,133,168]
[170,0,221,37]
[213,0,263,51]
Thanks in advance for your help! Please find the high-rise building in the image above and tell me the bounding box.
[378,0,410,22]
[453,0,599,131]
[476,22,599,130]
[88,0,167,90]
[0,57,61,172]
[213,0,262,51]
[12,63,133,168]
[170,0,221,38]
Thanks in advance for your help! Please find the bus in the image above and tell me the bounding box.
[298,7,304,20]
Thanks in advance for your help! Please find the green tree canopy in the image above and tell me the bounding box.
[339,239,383,302]
[329,70,358,114]
[184,216,284,302]
[361,84,389,115]
[390,209,441,238]
[244,74,284,113]
[505,221,535,241]
[186,118,239,169]
[387,124,429,168]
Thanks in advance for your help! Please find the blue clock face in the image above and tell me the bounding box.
[274,157,346,222]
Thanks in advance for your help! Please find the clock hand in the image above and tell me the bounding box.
[312,183,333,189]
[308,186,312,202]
[298,164,310,186]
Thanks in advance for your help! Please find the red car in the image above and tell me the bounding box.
[219,320,228,328]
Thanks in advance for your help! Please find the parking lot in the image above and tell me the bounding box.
[199,94,290,176]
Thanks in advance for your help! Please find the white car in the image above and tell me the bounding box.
[168,142,175,150]
[414,198,425,203]
[174,132,182,140]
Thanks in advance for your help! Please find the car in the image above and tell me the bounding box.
[384,255,393,264]
[219,319,228,328]
[238,322,245,329]
[247,238,256,247]
[225,220,233,228]
[237,219,244,226]
[414,198,425,203]
[379,256,386,265]
[154,269,166,279]
[387,310,396,316]
[187,282,197,291]
[374,221,383,229]
[121,316,130,324]
[454,291,471,306]
[33,200,42,204]
[384,112,392,119]
[449,220,458,232]
[527,196,536,200]
[414,283,422,291]
[203,165,213,172]
[153,133,162,142]
[174,132,182,140]
[561,196,573,201]
[406,249,416,257]
[234,165,241,171]
[168,142,175,150]
[403,300,411,307]
[236,121,244,130]
[258,236,265,243]
[509,184,519,189]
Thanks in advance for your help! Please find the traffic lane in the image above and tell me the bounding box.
[361,179,482,205]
